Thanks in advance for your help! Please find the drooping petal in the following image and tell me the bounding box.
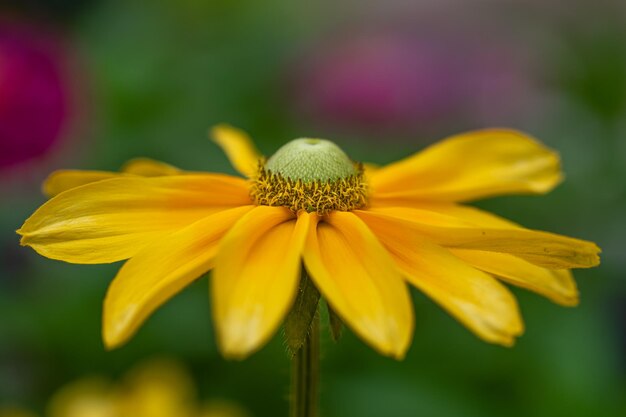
[302,211,414,359]
[370,129,563,203]
[211,124,262,178]
[43,158,182,197]
[363,203,580,305]
[18,175,251,264]
[355,207,600,269]
[356,210,524,346]
[418,205,579,304]
[450,249,578,306]
[212,206,309,359]
[103,205,254,349]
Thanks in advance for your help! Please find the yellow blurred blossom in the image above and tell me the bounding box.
[0,407,39,417]
[6,359,250,417]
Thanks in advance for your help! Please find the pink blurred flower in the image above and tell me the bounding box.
[0,19,69,171]
[293,30,540,135]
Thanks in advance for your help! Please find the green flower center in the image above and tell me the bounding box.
[251,138,368,214]
[265,138,357,182]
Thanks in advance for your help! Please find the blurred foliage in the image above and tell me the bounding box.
[558,29,626,123]
[1,1,625,417]
[6,0,99,23]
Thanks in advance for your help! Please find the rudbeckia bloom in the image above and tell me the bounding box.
[18,125,600,359]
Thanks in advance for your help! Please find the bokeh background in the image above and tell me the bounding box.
[1,0,625,416]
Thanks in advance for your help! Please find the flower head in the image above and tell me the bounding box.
[18,125,600,359]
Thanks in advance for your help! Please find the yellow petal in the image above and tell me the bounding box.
[356,210,524,346]
[302,211,414,359]
[120,157,182,176]
[362,203,578,305]
[450,249,578,306]
[43,158,182,198]
[19,175,251,264]
[103,205,254,349]
[411,203,521,228]
[370,129,563,203]
[356,207,601,269]
[43,170,122,197]
[212,206,308,359]
[370,201,521,229]
[210,124,262,178]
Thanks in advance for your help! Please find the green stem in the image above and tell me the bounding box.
[290,310,320,417]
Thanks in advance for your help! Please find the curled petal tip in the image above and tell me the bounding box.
[559,297,580,308]
[495,323,524,348]
[102,328,122,352]
[217,321,261,361]
[102,340,118,352]
[500,338,516,348]
[17,230,33,247]
[389,348,408,361]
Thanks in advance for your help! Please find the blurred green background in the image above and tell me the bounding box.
[1,0,625,416]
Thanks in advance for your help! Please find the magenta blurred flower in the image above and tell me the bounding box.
[293,30,538,134]
[0,20,69,171]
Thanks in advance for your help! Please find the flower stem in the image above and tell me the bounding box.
[290,309,320,417]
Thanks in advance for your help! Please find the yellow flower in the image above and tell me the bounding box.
[18,125,600,359]
[0,408,38,417]
[47,378,118,417]
[44,359,249,417]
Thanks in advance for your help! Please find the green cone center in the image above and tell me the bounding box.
[265,138,356,182]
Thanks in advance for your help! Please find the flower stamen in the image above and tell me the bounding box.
[251,161,368,214]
